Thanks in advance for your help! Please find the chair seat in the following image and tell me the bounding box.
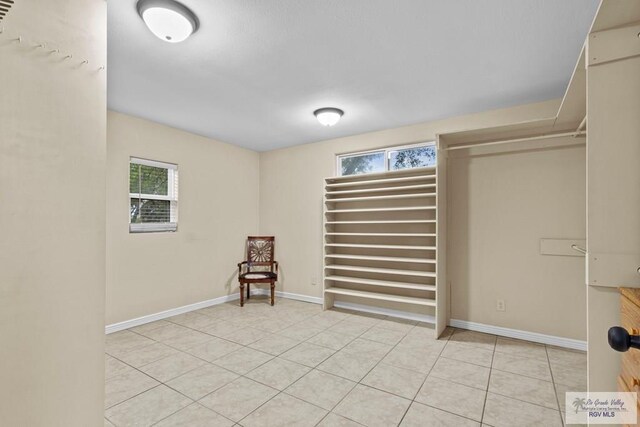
[240,271,277,280]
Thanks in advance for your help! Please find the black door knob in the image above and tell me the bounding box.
[608,326,640,352]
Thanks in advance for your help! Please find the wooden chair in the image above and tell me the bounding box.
[237,236,278,307]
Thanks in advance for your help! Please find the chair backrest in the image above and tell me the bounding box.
[246,236,275,271]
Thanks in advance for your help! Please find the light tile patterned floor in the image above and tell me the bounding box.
[104,297,587,427]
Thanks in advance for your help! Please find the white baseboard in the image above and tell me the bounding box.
[449,319,587,351]
[105,293,241,334]
[106,291,586,351]
[106,289,319,334]
[252,289,324,305]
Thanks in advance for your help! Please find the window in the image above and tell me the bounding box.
[337,142,436,176]
[339,151,386,176]
[388,144,436,171]
[129,157,178,233]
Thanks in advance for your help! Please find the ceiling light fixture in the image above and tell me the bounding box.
[314,108,344,127]
[137,0,199,43]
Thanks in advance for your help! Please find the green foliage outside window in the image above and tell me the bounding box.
[340,145,436,176]
[129,163,168,195]
[130,163,171,224]
[130,199,170,223]
[390,146,436,170]
[340,152,385,176]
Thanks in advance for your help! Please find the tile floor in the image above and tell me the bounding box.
[104,296,587,426]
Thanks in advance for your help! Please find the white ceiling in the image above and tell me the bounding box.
[107,0,599,151]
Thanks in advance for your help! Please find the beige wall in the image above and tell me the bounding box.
[0,1,107,425]
[107,99,587,342]
[260,99,587,340]
[106,112,259,325]
[448,140,586,339]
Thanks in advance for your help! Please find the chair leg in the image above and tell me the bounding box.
[270,281,275,306]
[239,283,245,307]
[247,283,250,300]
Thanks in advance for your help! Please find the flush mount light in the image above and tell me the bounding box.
[137,0,199,43]
[314,108,344,127]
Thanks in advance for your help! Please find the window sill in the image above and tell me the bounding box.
[129,223,177,233]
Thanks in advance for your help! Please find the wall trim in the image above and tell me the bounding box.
[105,290,319,334]
[256,289,324,305]
[105,293,241,334]
[449,318,587,351]
[107,292,586,351]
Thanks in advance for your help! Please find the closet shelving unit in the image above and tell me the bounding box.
[323,164,447,338]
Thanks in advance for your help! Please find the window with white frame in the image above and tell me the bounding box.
[337,142,436,176]
[129,157,178,233]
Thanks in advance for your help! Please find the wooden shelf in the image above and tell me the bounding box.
[325,287,436,307]
[325,254,436,264]
[327,183,436,195]
[326,232,435,237]
[325,243,436,250]
[325,193,436,203]
[325,264,436,278]
[326,220,436,225]
[326,206,436,214]
[325,275,436,291]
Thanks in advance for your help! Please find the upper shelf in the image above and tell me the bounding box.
[324,243,436,250]
[438,49,587,150]
[325,275,436,291]
[326,220,436,225]
[438,117,587,152]
[326,232,436,237]
[324,254,437,264]
[325,174,436,188]
[326,183,436,195]
[325,167,436,185]
[590,0,640,33]
[325,264,437,278]
[325,193,436,203]
[326,206,436,214]
[440,118,556,146]
[554,49,586,128]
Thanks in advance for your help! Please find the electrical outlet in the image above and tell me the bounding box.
[311,277,319,286]
[496,299,506,312]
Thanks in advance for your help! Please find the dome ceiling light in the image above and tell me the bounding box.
[137,0,199,43]
[314,108,344,127]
